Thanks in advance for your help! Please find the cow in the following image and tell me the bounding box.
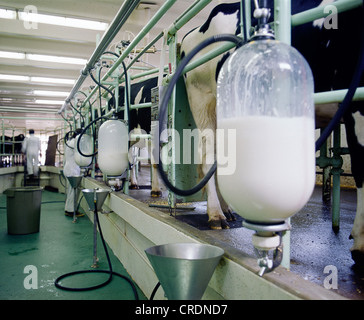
[180,1,364,264]
[116,76,162,197]
[0,134,24,154]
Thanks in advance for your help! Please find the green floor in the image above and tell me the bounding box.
[0,189,146,300]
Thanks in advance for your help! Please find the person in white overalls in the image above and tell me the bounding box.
[63,130,84,217]
[21,129,41,177]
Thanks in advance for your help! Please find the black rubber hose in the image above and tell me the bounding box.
[315,1,364,151]
[90,69,116,106]
[149,281,161,300]
[64,131,75,150]
[76,116,109,158]
[76,51,131,158]
[156,34,243,197]
[102,51,131,144]
[54,208,139,299]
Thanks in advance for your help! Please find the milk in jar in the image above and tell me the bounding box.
[217,116,315,223]
[98,119,129,176]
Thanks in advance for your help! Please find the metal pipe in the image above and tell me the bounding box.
[59,0,141,113]
[81,0,178,108]
[274,0,292,272]
[291,0,362,27]
[180,41,237,76]
[130,133,151,140]
[126,32,164,72]
[315,87,364,104]
[102,0,178,83]
[274,0,291,44]
[166,0,212,37]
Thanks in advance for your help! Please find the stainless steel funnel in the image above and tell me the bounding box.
[145,243,224,300]
[82,188,110,212]
[66,176,83,189]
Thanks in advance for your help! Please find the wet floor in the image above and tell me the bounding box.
[0,190,146,300]
[130,166,364,300]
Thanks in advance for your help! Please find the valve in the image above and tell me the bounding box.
[243,220,289,276]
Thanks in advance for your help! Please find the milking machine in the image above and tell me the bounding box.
[155,0,364,278]
[54,49,141,297]
[54,0,364,300]
[156,0,314,277]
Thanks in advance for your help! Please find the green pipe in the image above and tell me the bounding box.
[126,32,164,72]
[78,0,208,112]
[104,0,178,82]
[315,87,364,104]
[86,0,211,108]
[167,0,212,37]
[130,66,169,81]
[331,126,344,232]
[241,0,252,40]
[274,0,292,272]
[180,41,237,77]
[60,0,141,113]
[274,0,291,44]
[292,0,362,27]
[82,0,178,107]
[130,103,152,110]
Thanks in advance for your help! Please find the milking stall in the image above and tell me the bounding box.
[0,0,364,304]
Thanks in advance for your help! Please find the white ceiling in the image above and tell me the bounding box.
[0,0,234,135]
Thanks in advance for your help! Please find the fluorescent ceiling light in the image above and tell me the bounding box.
[0,51,26,59]
[0,50,87,65]
[18,11,108,31]
[31,77,75,85]
[33,90,69,97]
[0,74,30,82]
[27,54,87,65]
[0,8,16,20]
[35,99,65,105]
[0,74,75,85]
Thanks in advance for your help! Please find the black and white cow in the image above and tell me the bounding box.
[180,1,364,263]
[0,134,25,154]
[116,77,162,197]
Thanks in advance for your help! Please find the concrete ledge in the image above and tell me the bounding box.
[81,177,345,300]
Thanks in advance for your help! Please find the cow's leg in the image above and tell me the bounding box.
[188,92,229,229]
[129,145,139,189]
[350,110,364,263]
[216,176,236,221]
[206,173,230,229]
[150,138,162,197]
[344,107,364,264]
[350,186,364,264]
[151,164,162,197]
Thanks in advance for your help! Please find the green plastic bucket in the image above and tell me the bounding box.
[4,186,43,235]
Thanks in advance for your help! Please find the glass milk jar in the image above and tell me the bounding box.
[216,39,315,224]
[98,119,129,176]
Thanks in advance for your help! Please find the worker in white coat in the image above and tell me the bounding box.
[21,129,41,177]
[63,130,84,217]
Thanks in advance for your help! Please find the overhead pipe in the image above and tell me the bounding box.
[80,0,179,109]
[58,0,141,114]
[314,87,364,105]
[292,0,362,27]
[80,0,213,110]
